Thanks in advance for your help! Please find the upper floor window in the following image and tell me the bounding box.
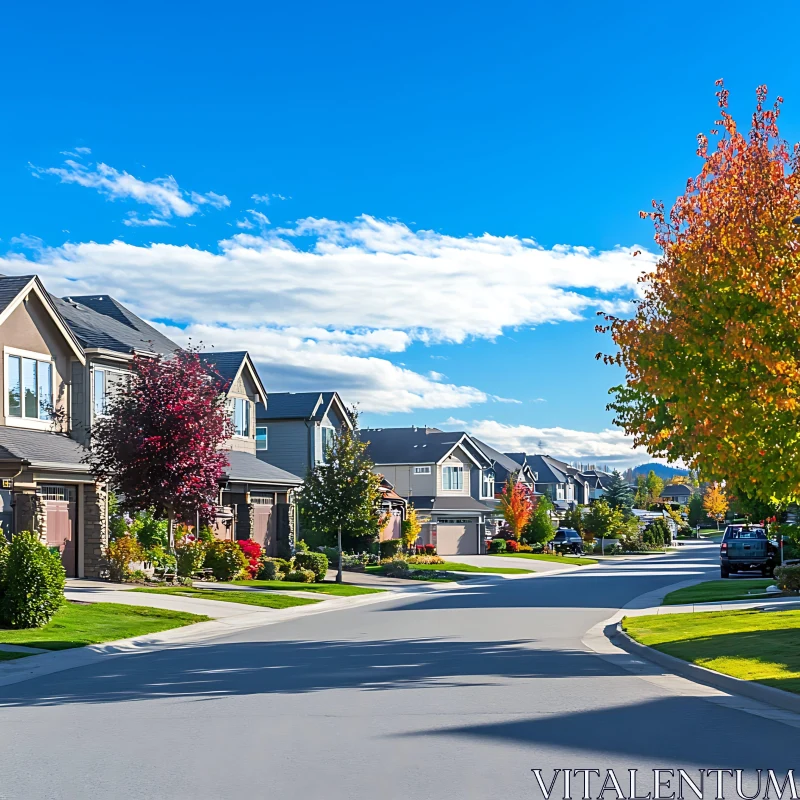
[321,426,336,457]
[230,397,251,438]
[7,354,52,421]
[556,484,565,500]
[442,465,464,491]
[413,466,432,475]
[93,367,128,419]
[481,470,495,499]
[256,425,268,451]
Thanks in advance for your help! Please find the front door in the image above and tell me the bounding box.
[42,485,77,577]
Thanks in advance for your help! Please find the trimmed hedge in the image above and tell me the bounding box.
[285,568,314,583]
[775,564,800,593]
[0,531,66,629]
[379,539,403,560]
[489,538,507,554]
[294,552,328,582]
[258,559,283,581]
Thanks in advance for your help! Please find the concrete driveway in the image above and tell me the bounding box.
[2,540,797,799]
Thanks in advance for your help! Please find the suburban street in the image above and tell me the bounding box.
[1,542,797,800]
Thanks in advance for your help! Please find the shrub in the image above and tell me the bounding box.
[0,531,65,629]
[489,538,507,554]
[294,552,328,582]
[407,554,444,565]
[273,557,293,573]
[175,540,207,578]
[505,539,520,553]
[285,568,314,583]
[295,539,310,553]
[258,559,283,581]
[379,539,403,560]
[619,535,649,553]
[320,546,340,564]
[414,544,437,556]
[105,534,146,582]
[518,544,533,553]
[775,565,800,593]
[204,540,249,581]
[383,559,411,578]
[237,538,264,580]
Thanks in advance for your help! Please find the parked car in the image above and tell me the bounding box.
[720,525,777,578]
[552,528,584,555]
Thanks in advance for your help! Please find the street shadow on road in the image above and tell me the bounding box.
[399,695,798,770]
[0,637,626,708]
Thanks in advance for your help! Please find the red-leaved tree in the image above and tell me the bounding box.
[87,350,233,547]
[498,477,534,541]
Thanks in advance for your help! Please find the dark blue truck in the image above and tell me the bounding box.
[720,525,778,578]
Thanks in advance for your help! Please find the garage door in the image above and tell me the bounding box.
[436,523,478,555]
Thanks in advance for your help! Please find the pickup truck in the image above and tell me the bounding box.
[720,525,777,578]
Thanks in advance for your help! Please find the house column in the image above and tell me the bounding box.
[235,502,255,540]
[13,488,47,543]
[83,481,108,579]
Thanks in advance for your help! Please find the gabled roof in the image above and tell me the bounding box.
[360,427,487,467]
[471,439,534,484]
[0,427,88,471]
[54,294,178,356]
[221,450,303,486]
[522,454,571,484]
[660,483,693,497]
[199,351,267,403]
[0,275,85,363]
[255,391,352,428]
[404,495,494,514]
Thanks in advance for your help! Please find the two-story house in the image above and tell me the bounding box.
[0,275,109,578]
[360,426,494,555]
[199,352,304,555]
[254,391,353,477]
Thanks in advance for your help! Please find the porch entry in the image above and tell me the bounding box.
[41,484,77,577]
[251,495,275,555]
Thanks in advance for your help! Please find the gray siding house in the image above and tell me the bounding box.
[360,427,494,555]
[255,392,352,478]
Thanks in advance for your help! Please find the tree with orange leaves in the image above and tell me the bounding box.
[498,476,534,540]
[703,483,729,530]
[600,82,800,505]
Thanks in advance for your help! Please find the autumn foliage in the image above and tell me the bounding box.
[498,478,534,540]
[703,483,729,528]
[601,82,800,504]
[87,350,233,529]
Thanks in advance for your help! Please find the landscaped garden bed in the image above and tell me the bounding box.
[623,608,800,694]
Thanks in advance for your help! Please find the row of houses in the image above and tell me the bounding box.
[0,272,614,572]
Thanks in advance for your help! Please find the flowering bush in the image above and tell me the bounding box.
[505,539,520,553]
[407,554,444,565]
[414,544,437,556]
[105,534,146,582]
[237,538,264,580]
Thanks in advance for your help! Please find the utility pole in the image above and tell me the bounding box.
[337,523,343,583]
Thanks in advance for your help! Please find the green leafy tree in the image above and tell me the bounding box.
[401,506,422,552]
[298,421,383,554]
[604,470,634,511]
[583,500,625,554]
[633,475,648,508]
[561,506,584,533]
[646,470,664,504]
[688,494,705,528]
[524,495,556,545]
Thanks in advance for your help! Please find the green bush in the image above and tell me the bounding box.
[489,538,507,553]
[294,539,310,553]
[294,552,328,582]
[383,559,410,578]
[258,559,284,581]
[285,568,314,583]
[175,541,207,578]
[379,539,402,560]
[203,540,249,581]
[775,565,800,593]
[0,531,65,629]
[320,546,340,564]
[273,557,293,573]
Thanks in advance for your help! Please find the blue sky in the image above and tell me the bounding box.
[2,0,800,466]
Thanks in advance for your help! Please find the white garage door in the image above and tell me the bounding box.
[436,523,478,555]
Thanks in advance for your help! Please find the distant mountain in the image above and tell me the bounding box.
[623,463,690,482]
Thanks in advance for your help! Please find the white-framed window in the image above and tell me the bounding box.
[556,484,565,500]
[481,470,495,499]
[413,466,432,475]
[92,367,128,419]
[230,397,251,438]
[256,425,268,451]
[442,465,464,491]
[6,351,53,422]
[321,426,336,458]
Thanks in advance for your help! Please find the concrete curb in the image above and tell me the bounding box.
[610,621,800,715]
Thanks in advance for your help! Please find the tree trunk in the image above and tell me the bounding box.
[601,535,605,555]
[168,508,175,552]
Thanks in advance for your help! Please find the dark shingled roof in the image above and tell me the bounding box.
[471,439,533,484]
[359,427,478,465]
[256,391,341,422]
[0,427,88,470]
[54,294,179,355]
[221,450,303,486]
[405,495,494,513]
[0,275,36,315]
[198,351,249,389]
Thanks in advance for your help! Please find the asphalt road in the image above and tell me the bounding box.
[0,542,796,800]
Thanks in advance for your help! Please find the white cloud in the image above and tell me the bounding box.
[75,146,92,155]
[32,156,228,222]
[0,214,650,414]
[251,194,270,204]
[491,395,522,404]
[123,213,172,228]
[441,417,467,426]
[462,419,648,468]
[235,218,255,230]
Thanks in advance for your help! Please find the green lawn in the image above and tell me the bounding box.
[0,650,31,661]
[623,609,800,694]
[229,580,384,596]
[0,602,208,651]
[367,561,532,579]
[134,587,322,609]
[491,552,596,566]
[663,579,776,606]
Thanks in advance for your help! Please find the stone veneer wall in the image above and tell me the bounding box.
[83,482,108,579]
[14,492,47,543]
